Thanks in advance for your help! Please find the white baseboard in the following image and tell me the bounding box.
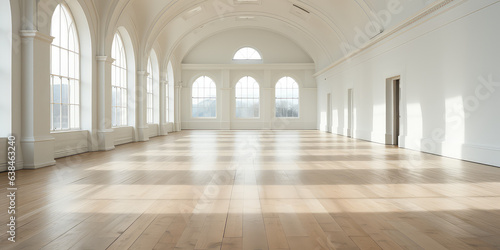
[0,161,24,172]
[402,136,500,167]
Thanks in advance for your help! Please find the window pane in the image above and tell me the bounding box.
[233,47,262,60]
[53,104,61,130]
[53,77,61,104]
[51,47,60,76]
[61,78,69,104]
[122,107,127,125]
[275,77,299,118]
[235,76,260,118]
[69,79,76,104]
[74,54,80,79]
[69,52,75,78]
[61,104,69,129]
[122,90,127,108]
[115,87,120,106]
[192,76,217,118]
[112,107,116,127]
[60,49,69,77]
[75,81,80,105]
[51,6,61,46]
[75,106,80,128]
[60,16,69,49]
[68,28,75,52]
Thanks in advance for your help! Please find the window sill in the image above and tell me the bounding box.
[234,117,261,120]
[275,117,300,119]
[112,126,134,129]
[51,129,86,134]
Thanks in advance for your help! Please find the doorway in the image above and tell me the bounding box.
[347,89,354,138]
[386,77,401,146]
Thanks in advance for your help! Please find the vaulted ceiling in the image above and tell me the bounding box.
[102,0,438,70]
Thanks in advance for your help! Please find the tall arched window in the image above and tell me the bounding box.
[235,76,260,118]
[50,4,80,131]
[233,47,262,60]
[275,77,299,118]
[146,58,153,124]
[192,76,217,118]
[111,33,127,127]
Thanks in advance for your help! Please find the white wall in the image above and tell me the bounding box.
[53,131,90,158]
[114,127,136,146]
[317,0,500,167]
[181,28,317,130]
[182,28,313,64]
[181,64,317,130]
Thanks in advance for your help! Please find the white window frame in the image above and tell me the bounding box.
[111,33,128,127]
[50,4,80,131]
[275,76,300,118]
[235,76,260,119]
[233,47,262,60]
[146,59,154,124]
[191,76,217,119]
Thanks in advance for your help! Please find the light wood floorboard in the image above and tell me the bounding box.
[1,130,500,249]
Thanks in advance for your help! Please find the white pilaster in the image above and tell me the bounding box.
[96,56,115,150]
[136,71,149,141]
[19,30,56,169]
[159,78,169,135]
[174,84,182,132]
[220,70,231,129]
[263,70,273,129]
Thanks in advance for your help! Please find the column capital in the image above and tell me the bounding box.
[96,56,115,64]
[19,30,54,44]
[137,71,149,77]
[175,81,185,88]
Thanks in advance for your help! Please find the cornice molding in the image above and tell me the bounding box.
[182,63,315,71]
[314,0,458,77]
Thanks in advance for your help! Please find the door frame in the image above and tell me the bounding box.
[347,89,354,138]
[386,76,401,145]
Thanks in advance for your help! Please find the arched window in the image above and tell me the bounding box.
[233,47,262,60]
[192,76,217,118]
[235,76,260,118]
[275,77,299,118]
[111,33,127,127]
[50,4,80,131]
[146,58,153,124]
